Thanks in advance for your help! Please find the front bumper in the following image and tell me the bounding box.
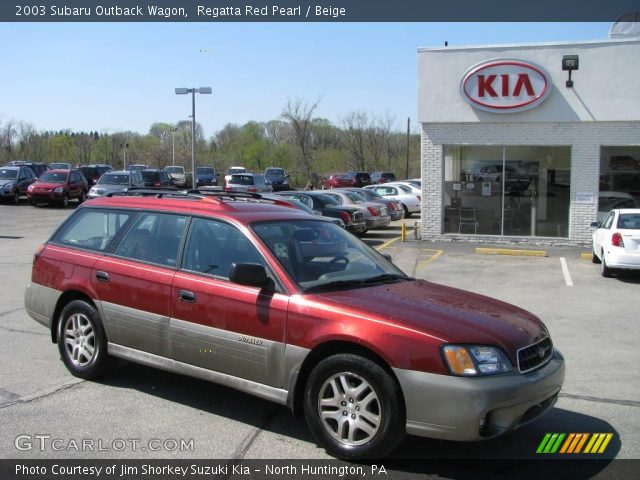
[394,349,565,441]
[28,192,64,203]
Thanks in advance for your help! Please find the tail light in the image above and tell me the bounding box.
[367,206,380,216]
[154,182,160,187]
[339,211,351,223]
[33,244,44,265]
[612,232,624,247]
[388,203,397,211]
[224,186,232,191]
[247,187,257,193]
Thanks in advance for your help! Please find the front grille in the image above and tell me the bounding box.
[517,337,553,373]
[352,211,363,222]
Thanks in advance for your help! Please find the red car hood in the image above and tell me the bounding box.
[315,279,547,361]
[32,182,64,190]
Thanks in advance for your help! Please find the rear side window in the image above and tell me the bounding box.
[51,208,135,252]
[115,212,188,267]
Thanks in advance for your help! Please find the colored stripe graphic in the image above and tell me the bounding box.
[538,433,613,454]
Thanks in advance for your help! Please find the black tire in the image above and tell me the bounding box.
[61,194,69,208]
[592,246,600,264]
[13,190,20,204]
[304,354,405,459]
[601,253,613,278]
[79,190,87,203]
[56,300,110,379]
[403,204,411,218]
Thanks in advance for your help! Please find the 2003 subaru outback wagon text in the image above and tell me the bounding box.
[25,190,565,459]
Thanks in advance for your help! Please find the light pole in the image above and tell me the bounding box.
[171,126,178,166]
[175,87,212,189]
[120,142,129,170]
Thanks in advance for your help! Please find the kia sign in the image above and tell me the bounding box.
[460,59,552,113]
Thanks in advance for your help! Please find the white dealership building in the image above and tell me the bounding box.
[418,35,640,245]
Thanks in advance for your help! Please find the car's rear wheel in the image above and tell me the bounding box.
[304,354,405,459]
[403,204,411,218]
[57,300,110,379]
[601,252,614,278]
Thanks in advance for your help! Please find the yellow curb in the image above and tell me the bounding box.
[476,247,547,257]
[580,252,593,260]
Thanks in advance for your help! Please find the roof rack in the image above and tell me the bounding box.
[106,187,196,199]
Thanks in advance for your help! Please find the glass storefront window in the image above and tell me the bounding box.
[599,147,640,222]
[443,145,571,237]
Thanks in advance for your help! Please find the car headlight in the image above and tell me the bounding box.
[54,186,64,193]
[442,345,513,376]
[89,187,97,194]
[28,184,34,192]
[3,182,14,190]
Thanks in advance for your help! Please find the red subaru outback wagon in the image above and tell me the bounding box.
[25,190,564,458]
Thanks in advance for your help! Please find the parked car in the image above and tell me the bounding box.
[25,191,565,459]
[127,164,148,172]
[591,209,640,277]
[49,162,72,170]
[261,194,345,228]
[195,166,219,187]
[164,166,188,188]
[370,172,397,185]
[0,165,37,203]
[598,191,638,222]
[142,169,175,188]
[322,190,391,231]
[224,166,247,186]
[225,173,273,193]
[88,171,145,199]
[5,161,50,178]
[346,171,372,187]
[473,165,530,193]
[27,169,88,207]
[321,174,352,189]
[78,166,101,186]
[385,181,422,195]
[277,191,367,235]
[88,164,114,177]
[340,187,404,221]
[365,184,421,218]
[264,167,291,191]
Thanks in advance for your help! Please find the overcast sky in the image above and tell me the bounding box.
[1,22,612,137]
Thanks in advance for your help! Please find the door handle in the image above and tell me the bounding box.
[96,271,109,283]
[179,290,196,303]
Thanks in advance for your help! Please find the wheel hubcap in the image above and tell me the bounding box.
[317,372,381,446]
[63,313,95,367]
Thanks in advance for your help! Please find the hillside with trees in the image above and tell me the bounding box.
[1,99,421,187]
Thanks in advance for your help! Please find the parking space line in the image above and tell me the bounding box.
[375,236,401,252]
[416,249,444,270]
[560,257,574,287]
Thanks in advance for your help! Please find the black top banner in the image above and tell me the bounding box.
[3,0,640,22]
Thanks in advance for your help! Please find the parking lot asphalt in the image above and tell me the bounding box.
[1,201,639,471]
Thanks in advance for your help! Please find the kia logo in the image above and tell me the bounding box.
[538,346,547,359]
[460,59,552,113]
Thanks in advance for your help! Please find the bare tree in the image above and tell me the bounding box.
[281,97,320,178]
[341,111,369,171]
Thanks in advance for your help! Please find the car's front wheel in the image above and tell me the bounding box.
[304,354,405,459]
[61,194,70,208]
[57,300,110,379]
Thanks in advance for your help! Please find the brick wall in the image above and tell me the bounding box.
[420,122,640,246]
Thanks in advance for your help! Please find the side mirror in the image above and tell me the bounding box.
[590,221,600,228]
[229,263,269,288]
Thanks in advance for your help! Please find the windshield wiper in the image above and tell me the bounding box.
[303,274,410,293]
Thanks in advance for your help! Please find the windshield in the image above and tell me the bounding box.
[617,214,640,229]
[311,193,340,206]
[39,171,68,183]
[346,192,365,202]
[227,167,246,175]
[98,174,129,185]
[0,169,18,180]
[165,167,184,174]
[252,219,407,291]
[196,168,215,175]
[266,168,284,176]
